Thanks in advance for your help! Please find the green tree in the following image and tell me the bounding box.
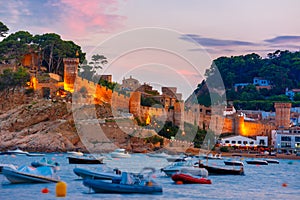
[89,54,107,69]
[0,21,9,37]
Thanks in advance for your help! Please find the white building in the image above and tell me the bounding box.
[220,135,268,147]
[271,129,300,150]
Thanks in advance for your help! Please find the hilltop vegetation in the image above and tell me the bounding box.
[189,50,300,111]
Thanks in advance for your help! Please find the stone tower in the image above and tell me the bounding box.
[129,91,141,120]
[63,58,79,93]
[174,101,184,131]
[275,102,291,129]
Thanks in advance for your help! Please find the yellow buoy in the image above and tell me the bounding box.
[56,181,67,197]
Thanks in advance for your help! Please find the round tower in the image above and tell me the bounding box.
[129,92,141,119]
[63,58,79,93]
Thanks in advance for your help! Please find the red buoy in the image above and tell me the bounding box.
[41,187,49,194]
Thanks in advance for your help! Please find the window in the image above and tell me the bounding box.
[250,141,254,145]
[243,141,248,145]
[295,137,300,142]
[238,141,242,144]
[281,142,291,147]
[231,141,236,144]
[281,136,291,141]
[225,140,230,144]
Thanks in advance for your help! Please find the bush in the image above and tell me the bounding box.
[220,146,229,152]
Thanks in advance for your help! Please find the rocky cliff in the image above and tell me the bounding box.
[0,91,156,153]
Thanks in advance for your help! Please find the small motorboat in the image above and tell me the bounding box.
[246,160,268,165]
[67,155,104,164]
[171,173,212,184]
[31,157,60,168]
[67,151,84,156]
[26,153,45,157]
[198,162,245,175]
[265,159,279,164]
[110,149,131,158]
[0,164,17,174]
[2,165,60,183]
[224,160,244,166]
[161,160,200,177]
[0,148,28,155]
[146,152,170,158]
[83,169,162,194]
[73,167,121,180]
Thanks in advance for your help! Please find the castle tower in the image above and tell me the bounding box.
[174,101,184,131]
[275,102,291,129]
[129,92,141,119]
[63,58,79,93]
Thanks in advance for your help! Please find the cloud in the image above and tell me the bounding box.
[264,36,300,44]
[181,34,256,47]
[0,0,126,38]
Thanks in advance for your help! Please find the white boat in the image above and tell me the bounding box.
[110,149,131,158]
[146,152,170,158]
[161,160,206,177]
[67,151,84,156]
[26,153,46,157]
[1,148,29,155]
[0,164,17,174]
[224,160,244,166]
[265,159,279,164]
[2,165,60,183]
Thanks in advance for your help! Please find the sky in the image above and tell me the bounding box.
[1,0,300,99]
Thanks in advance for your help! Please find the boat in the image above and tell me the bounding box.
[246,160,268,165]
[110,149,131,158]
[83,169,162,194]
[161,160,207,177]
[67,151,84,156]
[31,157,60,168]
[171,173,212,184]
[2,165,60,183]
[0,148,28,155]
[146,152,170,158]
[265,159,279,164]
[67,155,104,164]
[73,167,122,180]
[26,153,46,157]
[224,160,244,166]
[198,162,245,175]
[0,164,17,174]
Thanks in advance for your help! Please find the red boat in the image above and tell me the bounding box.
[171,173,212,184]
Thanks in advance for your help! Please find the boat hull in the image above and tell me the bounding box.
[172,173,212,184]
[68,156,103,164]
[2,168,59,184]
[224,161,244,166]
[83,179,162,194]
[198,163,244,175]
[246,160,268,165]
[110,153,131,158]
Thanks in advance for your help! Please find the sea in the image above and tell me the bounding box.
[0,153,299,200]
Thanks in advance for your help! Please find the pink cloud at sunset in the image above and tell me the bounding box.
[56,0,126,37]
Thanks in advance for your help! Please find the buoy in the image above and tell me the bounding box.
[56,181,67,197]
[41,187,49,194]
[176,181,183,185]
[147,181,153,186]
[282,183,288,187]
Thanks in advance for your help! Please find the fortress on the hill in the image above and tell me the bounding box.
[27,57,291,142]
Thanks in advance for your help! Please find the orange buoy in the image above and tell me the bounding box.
[176,181,183,185]
[282,183,288,187]
[41,187,49,194]
[56,181,67,197]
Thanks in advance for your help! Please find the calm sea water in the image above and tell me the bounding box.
[0,153,299,200]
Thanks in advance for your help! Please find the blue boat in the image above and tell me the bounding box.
[83,168,163,194]
[31,157,59,168]
[73,167,121,180]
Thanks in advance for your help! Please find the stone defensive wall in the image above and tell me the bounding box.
[73,77,130,110]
